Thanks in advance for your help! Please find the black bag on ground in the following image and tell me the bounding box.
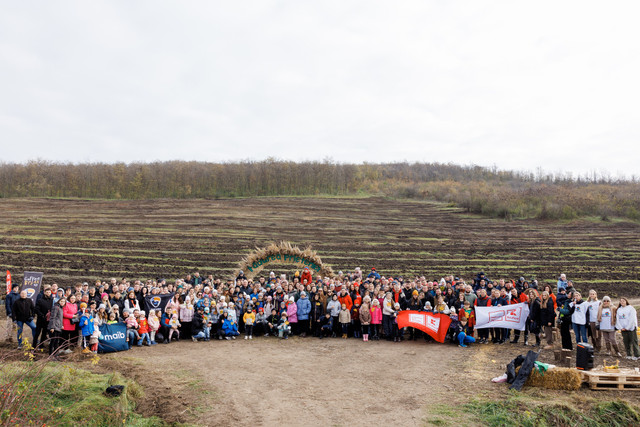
[507,350,539,391]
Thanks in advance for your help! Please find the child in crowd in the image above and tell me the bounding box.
[203,307,211,341]
[392,302,401,342]
[277,312,291,339]
[221,312,239,340]
[137,312,150,346]
[168,313,181,342]
[319,313,333,338]
[210,306,220,339]
[351,300,361,338]
[147,310,160,345]
[89,318,100,353]
[370,299,382,340]
[243,308,256,340]
[359,297,371,341]
[267,308,280,336]
[124,310,140,348]
[456,314,475,348]
[79,303,94,352]
[255,308,268,337]
[339,303,351,339]
[107,311,117,324]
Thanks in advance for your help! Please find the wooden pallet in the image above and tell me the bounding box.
[582,370,640,391]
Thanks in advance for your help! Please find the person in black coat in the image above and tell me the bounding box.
[12,290,36,348]
[191,309,205,341]
[527,289,542,347]
[34,287,54,348]
[310,294,325,337]
[538,290,556,349]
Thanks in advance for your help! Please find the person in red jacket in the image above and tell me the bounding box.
[300,268,313,287]
[137,312,151,346]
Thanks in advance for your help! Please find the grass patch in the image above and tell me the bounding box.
[436,395,640,427]
[0,361,166,426]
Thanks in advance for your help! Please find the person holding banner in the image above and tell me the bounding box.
[12,290,37,348]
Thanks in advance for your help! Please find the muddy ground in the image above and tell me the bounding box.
[0,197,638,296]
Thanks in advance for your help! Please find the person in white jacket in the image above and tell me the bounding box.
[615,298,640,360]
[586,290,601,351]
[570,292,589,344]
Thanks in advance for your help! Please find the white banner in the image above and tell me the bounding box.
[475,302,530,331]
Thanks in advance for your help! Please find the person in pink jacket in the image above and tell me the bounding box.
[286,297,298,335]
[370,299,382,340]
[62,294,79,353]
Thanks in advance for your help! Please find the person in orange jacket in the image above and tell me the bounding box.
[338,289,353,311]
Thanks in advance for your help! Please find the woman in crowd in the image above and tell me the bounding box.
[539,290,555,350]
[586,290,601,352]
[571,292,589,344]
[597,296,621,357]
[48,297,66,356]
[61,294,78,353]
[616,297,640,360]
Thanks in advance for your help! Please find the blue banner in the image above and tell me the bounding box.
[98,322,129,353]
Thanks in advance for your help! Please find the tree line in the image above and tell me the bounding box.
[1,160,639,221]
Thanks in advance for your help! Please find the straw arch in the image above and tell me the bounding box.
[237,241,334,279]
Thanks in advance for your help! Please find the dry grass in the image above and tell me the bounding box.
[238,241,334,279]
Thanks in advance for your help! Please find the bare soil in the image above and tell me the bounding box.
[0,197,638,296]
[82,335,640,427]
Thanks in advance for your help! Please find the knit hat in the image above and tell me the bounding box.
[101,293,108,299]
[412,290,419,296]
[98,304,106,310]
[79,302,87,309]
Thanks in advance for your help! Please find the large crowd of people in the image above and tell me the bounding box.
[4,267,639,360]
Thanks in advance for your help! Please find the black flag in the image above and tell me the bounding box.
[22,271,43,303]
[144,292,174,314]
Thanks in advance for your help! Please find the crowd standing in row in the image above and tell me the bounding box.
[4,268,639,360]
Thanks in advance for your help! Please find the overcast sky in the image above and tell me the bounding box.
[1,1,639,177]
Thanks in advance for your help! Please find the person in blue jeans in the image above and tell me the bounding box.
[457,317,476,348]
[12,290,37,348]
[571,292,589,344]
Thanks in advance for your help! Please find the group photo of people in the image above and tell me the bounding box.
[4,267,639,361]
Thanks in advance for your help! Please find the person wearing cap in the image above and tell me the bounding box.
[78,303,94,352]
[367,268,381,280]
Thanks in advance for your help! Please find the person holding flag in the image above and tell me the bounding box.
[12,290,37,349]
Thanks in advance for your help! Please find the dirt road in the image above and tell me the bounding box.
[89,335,640,427]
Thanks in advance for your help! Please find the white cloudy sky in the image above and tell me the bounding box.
[1,1,639,177]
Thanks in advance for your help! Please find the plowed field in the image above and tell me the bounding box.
[1,197,639,295]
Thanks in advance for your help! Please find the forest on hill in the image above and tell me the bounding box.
[1,160,639,221]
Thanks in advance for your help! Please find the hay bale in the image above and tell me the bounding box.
[516,367,583,390]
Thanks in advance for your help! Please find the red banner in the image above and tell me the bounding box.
[5,270,10,295]
[397,310,452,343]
